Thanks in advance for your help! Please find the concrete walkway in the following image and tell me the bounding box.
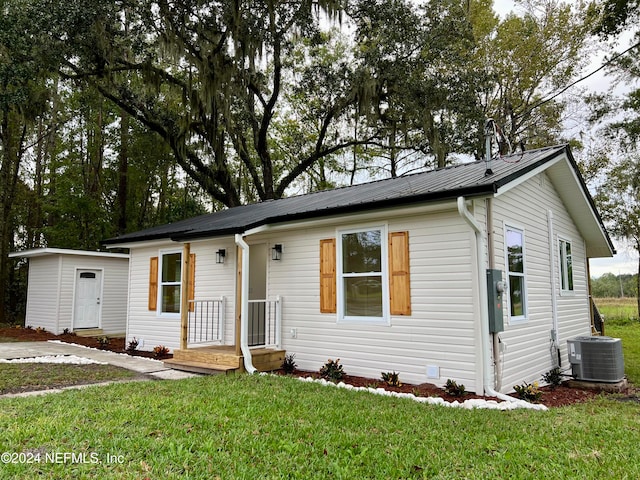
[0,341,198,398]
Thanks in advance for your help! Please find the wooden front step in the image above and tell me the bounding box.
[73,328,104,337]
[170,346,286,373]
[163,358,236,375]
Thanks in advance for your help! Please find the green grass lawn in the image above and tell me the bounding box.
[594,297,639,323]
[0,363,138,395]
[0,374,639,479]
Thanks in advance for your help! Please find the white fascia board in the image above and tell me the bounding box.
[9,248,129,259]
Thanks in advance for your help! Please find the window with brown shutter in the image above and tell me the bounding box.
[389,231,411,315]
[319,238,336,313]
[148,256,158,311]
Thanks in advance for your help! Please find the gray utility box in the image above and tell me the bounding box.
[567,336,625,383]
[486,269,504,333]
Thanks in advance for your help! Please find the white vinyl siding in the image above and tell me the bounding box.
[492,172,590,391]
[126,240,237,352]
[253,207,479,391]
[22,253,128,335]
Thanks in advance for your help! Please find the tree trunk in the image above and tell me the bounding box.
[117,109,129,235]
[0,110,26,322]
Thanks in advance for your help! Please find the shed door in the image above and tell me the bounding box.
[74,270,102,329]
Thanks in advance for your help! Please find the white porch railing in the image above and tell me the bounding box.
[187,297,225,345]
[248,296,281,349]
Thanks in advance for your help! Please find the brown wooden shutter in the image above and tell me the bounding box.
[320,238,337,313]
[389,231,411,315]
[148,256,158,311]
[188,253,196,312]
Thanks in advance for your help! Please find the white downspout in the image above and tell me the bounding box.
[457,196,519,402]
[547,210,560,367]
[235,234,257,374]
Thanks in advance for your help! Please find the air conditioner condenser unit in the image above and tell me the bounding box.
[567,336,625,383]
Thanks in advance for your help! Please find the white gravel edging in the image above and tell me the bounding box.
[295,376,548,411]
[0,355,107,365]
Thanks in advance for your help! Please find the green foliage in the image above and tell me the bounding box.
[126,338,139,354]
[281,353,297,374]
[513,381,542,402]
[591,274,639,299]
[444,379,466,397]
[97,336,110,349]
[380,371,402,387]
[319,358,345,382]
[542,368,564,388]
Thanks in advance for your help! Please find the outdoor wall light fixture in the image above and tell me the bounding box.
[216,249,226,264]
[272,244,282,261]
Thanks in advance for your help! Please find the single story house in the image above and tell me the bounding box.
[8,248,130,336]
[103,144,614,395]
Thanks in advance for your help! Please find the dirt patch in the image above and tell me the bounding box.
[0,326,171,360]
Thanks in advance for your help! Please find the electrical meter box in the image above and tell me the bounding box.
[486,269,505,333]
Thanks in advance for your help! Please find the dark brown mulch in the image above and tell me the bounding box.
[0,326,172,360]
[276,370,632,408]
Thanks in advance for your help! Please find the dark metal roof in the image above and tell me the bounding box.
[103,145,580,245]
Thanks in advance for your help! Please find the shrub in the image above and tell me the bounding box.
[35,327,48,333]
[513,381,542,402]
[97,336,110,349]
[542,367,564,388]
[444,379,466,397]
[319,358,345,382]
[381,371,402,387]
[127,338,139,354]
[153,345,170,359]
[281,353,297,374]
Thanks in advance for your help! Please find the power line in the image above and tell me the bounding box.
[519,40,640,118]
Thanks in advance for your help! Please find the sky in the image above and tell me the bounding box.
[493,0,639,278]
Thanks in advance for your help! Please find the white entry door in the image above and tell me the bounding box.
[74,270,102,329]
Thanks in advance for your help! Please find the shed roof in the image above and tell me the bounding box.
[103,144,614,257]
[8,248,129,259]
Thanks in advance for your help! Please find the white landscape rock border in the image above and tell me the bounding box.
[0,355,107,365]
[293,376,548,411]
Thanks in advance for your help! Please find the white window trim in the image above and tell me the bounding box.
[504,223,528,324]
[336,225,390,325]
[158,249,183,317]
[558,236,575,296]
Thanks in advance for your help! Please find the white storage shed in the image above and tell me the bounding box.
[9,248,130,336]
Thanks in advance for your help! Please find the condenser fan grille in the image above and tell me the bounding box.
[567,336,625,383]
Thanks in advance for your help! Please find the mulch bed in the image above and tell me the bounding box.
[274,370,634,408]
[0,326,171,360]
[2,326,636,407]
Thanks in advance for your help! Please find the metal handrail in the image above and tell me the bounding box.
[187,297,225,345]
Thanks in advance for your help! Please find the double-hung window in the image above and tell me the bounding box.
[505,226,526,321]
[559,238,574,293]
[337,227,388,323]
[160,251,182,313]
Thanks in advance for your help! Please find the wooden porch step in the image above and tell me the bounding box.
[169,346,286,373]
[163,358,237,375]
[73,328,104,337]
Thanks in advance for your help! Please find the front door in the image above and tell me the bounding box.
[74,269,102,329]
[248,244,267,346]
